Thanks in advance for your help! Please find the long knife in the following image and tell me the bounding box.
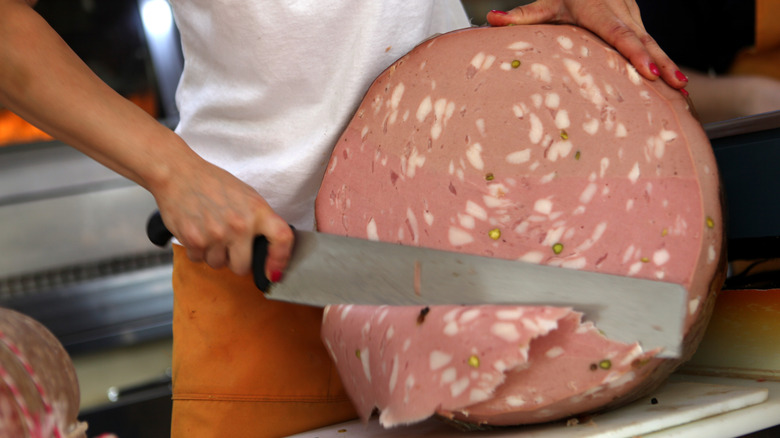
[146,212,685,358]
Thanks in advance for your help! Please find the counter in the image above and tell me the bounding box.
[291,374,780,438]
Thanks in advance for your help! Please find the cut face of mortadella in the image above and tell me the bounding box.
[316,24,724,427]
[321,305,658,427]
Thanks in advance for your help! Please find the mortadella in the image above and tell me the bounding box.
[316,24,724,427]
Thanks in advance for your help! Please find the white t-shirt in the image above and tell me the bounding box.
[169,0,471,230]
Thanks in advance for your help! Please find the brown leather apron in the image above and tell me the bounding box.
[170,246,357,437]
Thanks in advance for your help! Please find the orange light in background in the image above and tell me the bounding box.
[0,110,53,146]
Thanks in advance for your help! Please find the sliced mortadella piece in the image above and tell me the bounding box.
[321,305,578,426]
[442,312,656,425]
[316,24,724,427]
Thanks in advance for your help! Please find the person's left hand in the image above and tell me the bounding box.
[487,0,689,90]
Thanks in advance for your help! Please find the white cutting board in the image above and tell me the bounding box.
[290,379,769,438]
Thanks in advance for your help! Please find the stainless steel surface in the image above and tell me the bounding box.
[0,141,168,278]
[0,185,164,278]
[3,264,174,353]
[0,141,120,203]
[704,110,780,140]
[268,229,687,358]
[0,141,173,354]
[290,375,780,438]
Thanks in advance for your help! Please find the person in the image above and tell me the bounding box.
[0,0,689,436]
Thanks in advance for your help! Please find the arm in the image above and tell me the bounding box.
[0,0,291,280]
[487,0,688,89]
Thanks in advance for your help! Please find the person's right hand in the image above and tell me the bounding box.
[150,136,293,283]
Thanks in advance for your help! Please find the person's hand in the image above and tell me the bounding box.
[487,0,689,89]
[150,141,293,283]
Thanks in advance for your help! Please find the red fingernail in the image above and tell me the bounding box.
[491,10,508,15]
[675,70,688,82]
[680,88,689,97]
[649,63,660,76]
[270,270,283,283]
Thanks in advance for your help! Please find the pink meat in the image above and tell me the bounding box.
[0,309,85,438]
[322,305,656,427]
[316,24,724,427]
[323,305,574,425]
[444,310,653,424]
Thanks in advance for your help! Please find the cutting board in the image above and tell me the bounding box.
[290,380,768,438]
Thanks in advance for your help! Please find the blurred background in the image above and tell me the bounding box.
[0,1,777,437]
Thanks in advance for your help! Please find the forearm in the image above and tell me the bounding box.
[0,0,191,193]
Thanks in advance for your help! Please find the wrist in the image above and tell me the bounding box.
[139,128,198,197]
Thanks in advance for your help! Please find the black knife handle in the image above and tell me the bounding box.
[145,211,288,292]
[250,223,295,291]
[146,211,174,247]
[251,233,271,291]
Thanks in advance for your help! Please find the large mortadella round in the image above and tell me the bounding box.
[316,24,724,427]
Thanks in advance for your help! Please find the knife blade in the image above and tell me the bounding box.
[146,211,685,358]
